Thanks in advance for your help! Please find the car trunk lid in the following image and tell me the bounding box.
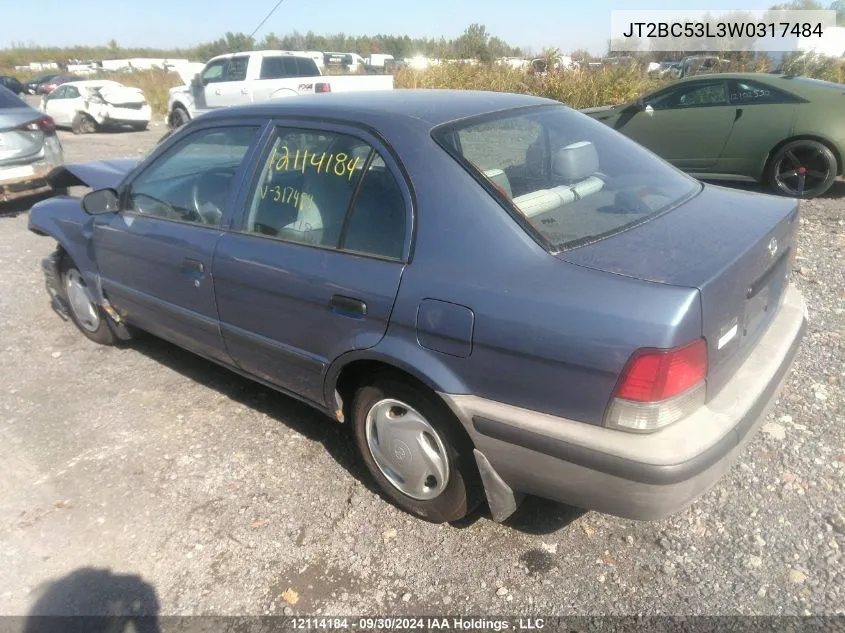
[557,183,799,398]
[0,107,45,165]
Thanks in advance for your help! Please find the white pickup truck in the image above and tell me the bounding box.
[167,50,394,128]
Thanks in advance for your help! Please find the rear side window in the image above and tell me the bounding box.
[295,58,319,76]
[648,81,728,110]
[245,128,407,259]
[0,86,26,108]
[226,56,249,81]
[729,80,798,104]
[434,105,699,251]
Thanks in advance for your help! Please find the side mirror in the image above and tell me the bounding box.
[82,188,120,215]
[191,73,204,88]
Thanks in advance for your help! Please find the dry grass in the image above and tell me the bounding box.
[392,63,664,108]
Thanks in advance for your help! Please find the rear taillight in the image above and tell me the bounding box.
[605,338,708,432]
[315,82,332,93]
[18,116,56,134]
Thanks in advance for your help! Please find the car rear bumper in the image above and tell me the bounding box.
[0,137,63,203]
[440,283,807,521]
[0,165,50,202]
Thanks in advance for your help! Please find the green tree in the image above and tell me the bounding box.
[455,23,491,61]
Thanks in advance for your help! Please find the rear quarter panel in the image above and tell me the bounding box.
[791,97,845,173]
[332,124,703,425]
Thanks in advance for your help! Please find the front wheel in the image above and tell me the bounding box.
[60,259,117,345]
[351,378,482,523]
[170,106,189,129]
[71,112,97,135]
[768,139,837,198]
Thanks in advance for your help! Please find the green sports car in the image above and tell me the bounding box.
[581,72,845,198]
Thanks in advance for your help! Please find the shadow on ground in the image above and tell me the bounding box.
[129,334,587,535]
[0,190,60,218]
[23,567,160,632]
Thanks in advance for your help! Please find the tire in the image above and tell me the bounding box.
[170,106,189,129]
[71,112,97,135]
[131,122,148,132]
[59,258,117,345]
[351,377,482,523]
[768,139,837,198]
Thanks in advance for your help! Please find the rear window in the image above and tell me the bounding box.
[433,105,699,251]
[260,56,319,79]
[0,86,26,108]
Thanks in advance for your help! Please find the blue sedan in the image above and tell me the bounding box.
[28,90,807,524]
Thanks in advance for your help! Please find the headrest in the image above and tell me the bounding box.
[552,141,599,183]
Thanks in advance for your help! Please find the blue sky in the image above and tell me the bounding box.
[3,0,782,56]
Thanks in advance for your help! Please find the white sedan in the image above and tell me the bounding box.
[40,80,151,134]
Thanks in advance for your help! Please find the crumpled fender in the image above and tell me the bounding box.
[27,195,105,302]
[46,159,138,191]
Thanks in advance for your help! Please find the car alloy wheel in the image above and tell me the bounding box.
[364,398,450,500]
[64,268,100,332]
[771,140,837,198]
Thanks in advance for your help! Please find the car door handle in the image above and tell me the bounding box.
[182,258,204,274]
[735,108,743,121]
[330,295,367,317]
[240,87,249,94]
[214,88,222,95]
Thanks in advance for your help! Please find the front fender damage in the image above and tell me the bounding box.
[27,196,133,341]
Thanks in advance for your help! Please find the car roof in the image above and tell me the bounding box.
[211,50,313,61]
[664,71,845,96]
[201,89,560,128]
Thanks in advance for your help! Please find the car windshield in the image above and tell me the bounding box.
[433,105,700,251]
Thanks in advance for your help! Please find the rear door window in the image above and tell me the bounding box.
[295,58,319,76]
[244,127,408,258]
[225,56,249,82]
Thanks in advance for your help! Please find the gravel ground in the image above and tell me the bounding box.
[0,123,843,619]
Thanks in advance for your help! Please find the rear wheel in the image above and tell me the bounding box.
[768,139,837,198]
[351,377,482,523]
[131,122,148,132]
[71,112,97,135]
[60,258,116,345]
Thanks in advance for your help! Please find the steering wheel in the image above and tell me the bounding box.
[191,169,232,225]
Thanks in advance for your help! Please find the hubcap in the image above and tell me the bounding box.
[65,269,100,332]
[364,398,450,500]
[775,146,831,196]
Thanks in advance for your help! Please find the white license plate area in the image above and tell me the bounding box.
[0,164,35,181]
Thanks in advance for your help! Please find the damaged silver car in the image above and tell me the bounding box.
[0,86,63,203]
